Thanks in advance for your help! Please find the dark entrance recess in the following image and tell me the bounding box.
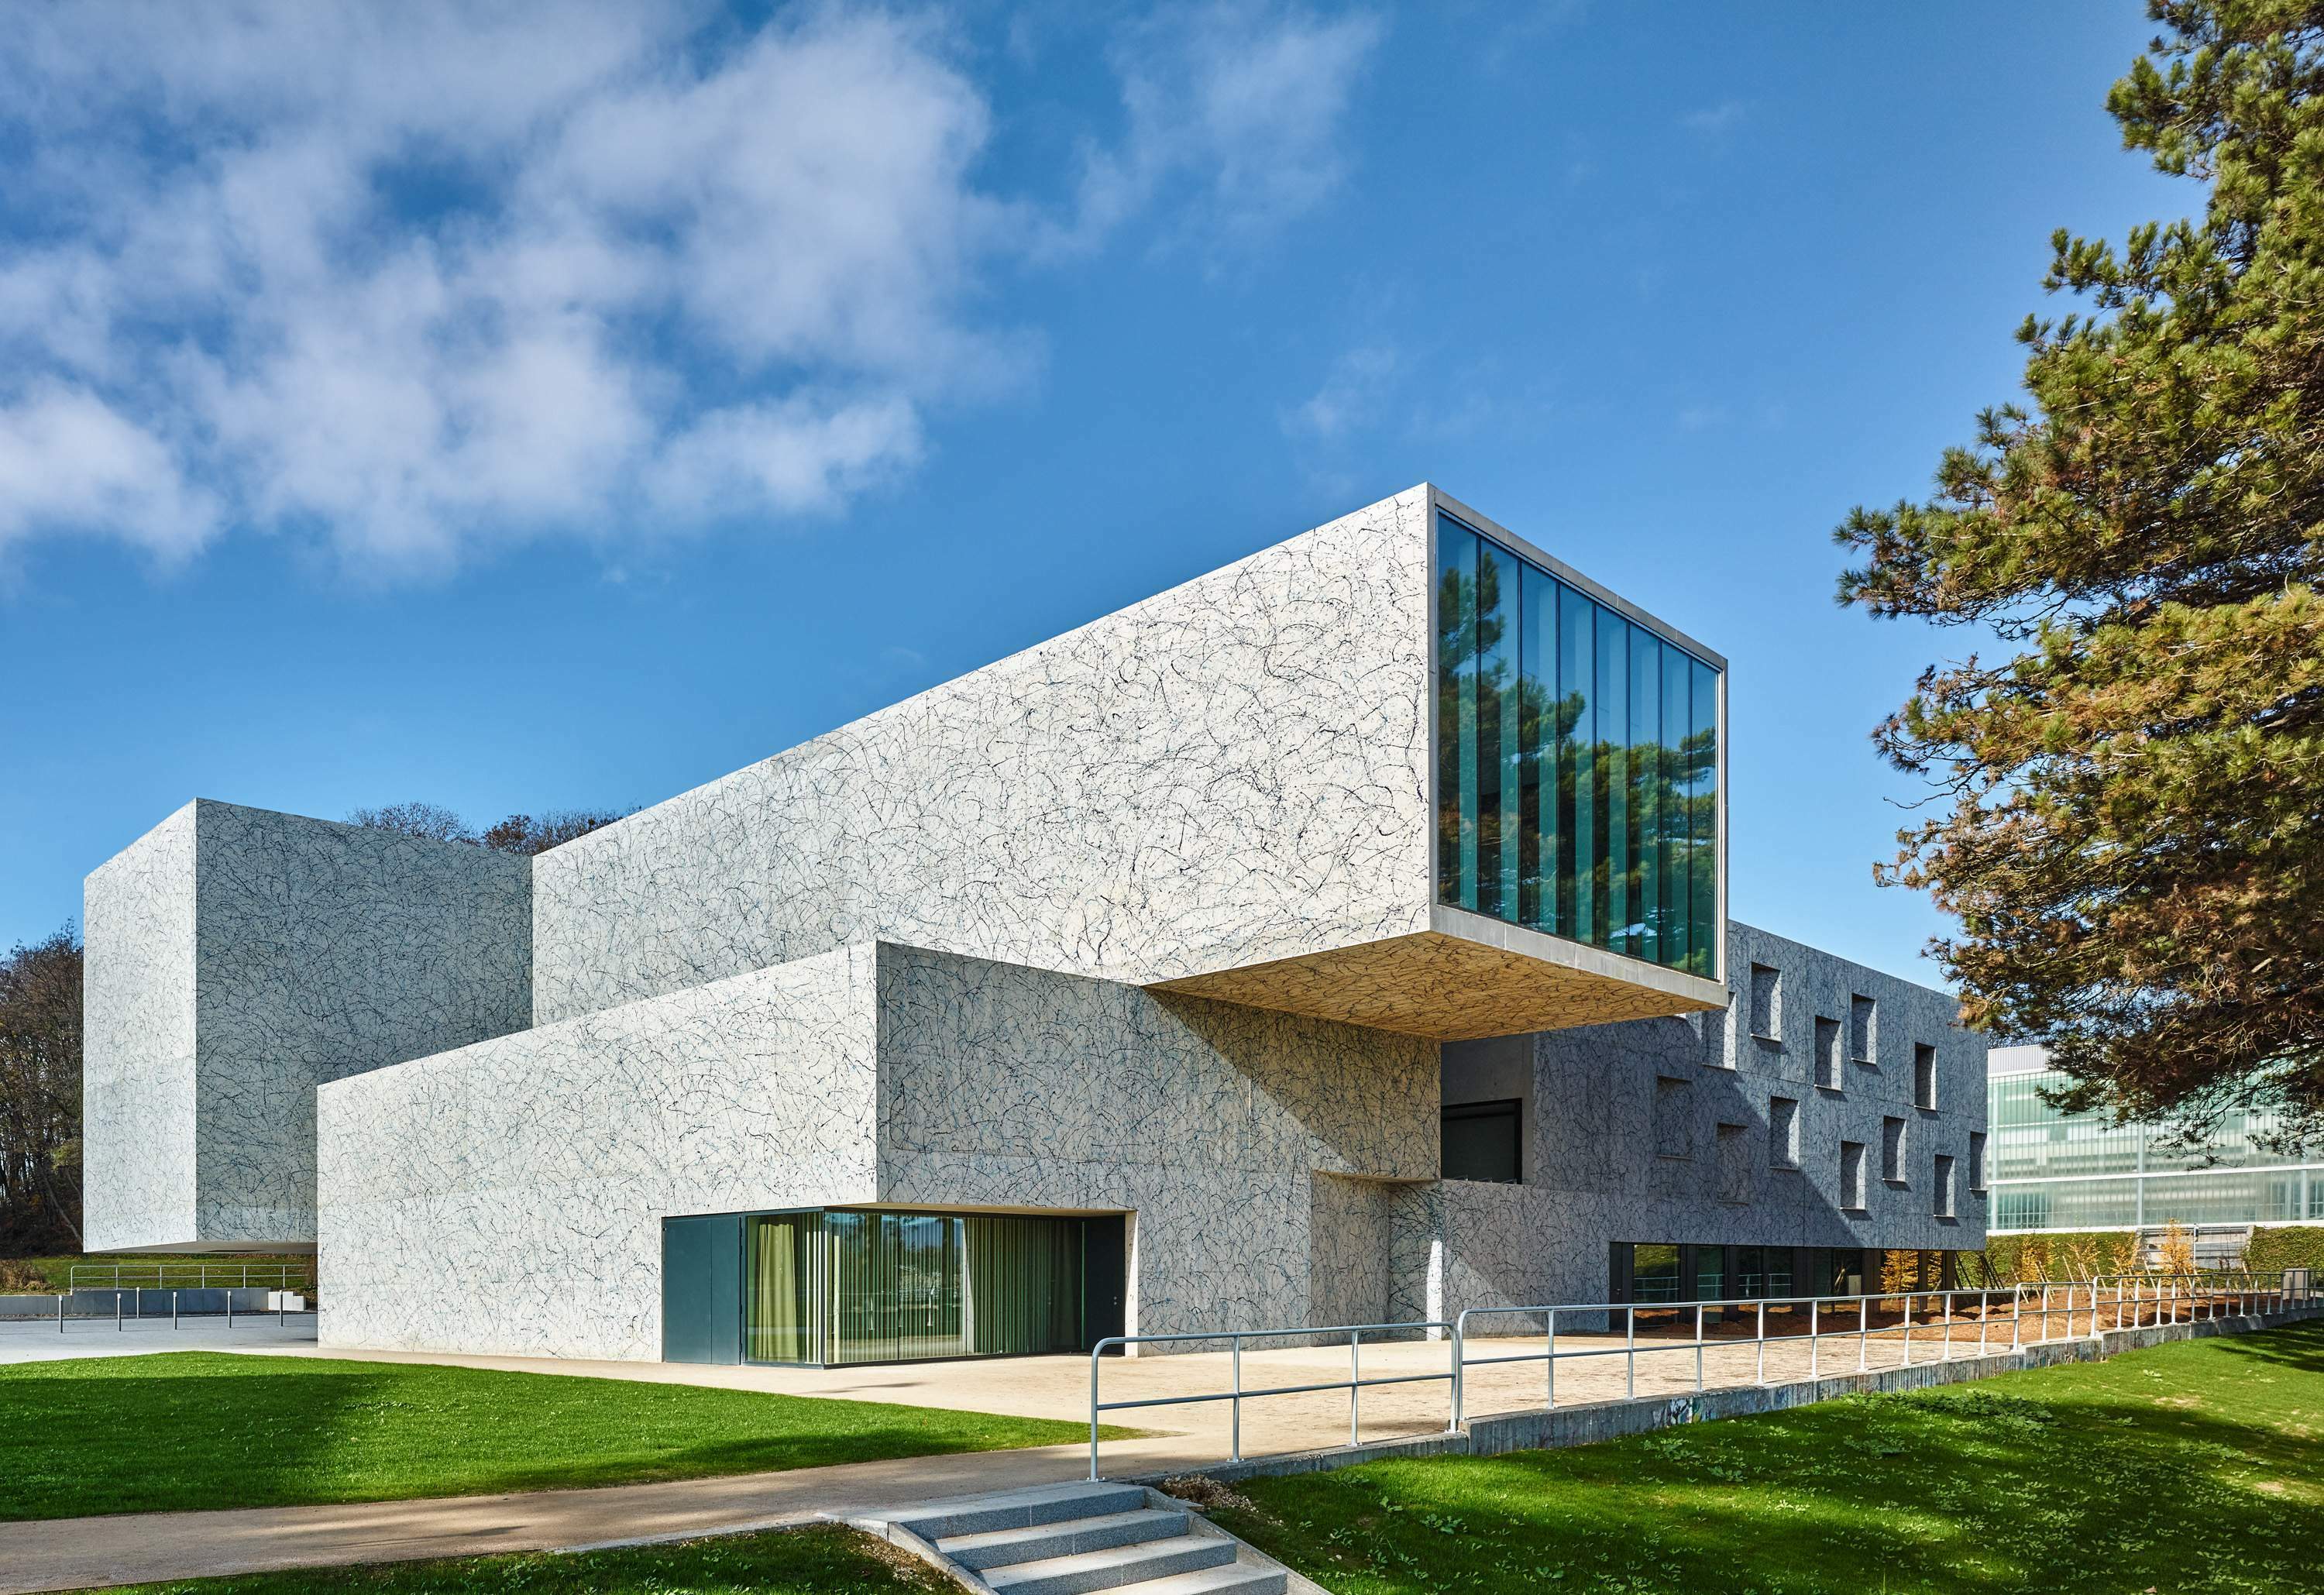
[1083,1214,1127,1352]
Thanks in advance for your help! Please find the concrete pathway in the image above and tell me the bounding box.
[0,1313,318,1365]
[0,1443,1119,1595]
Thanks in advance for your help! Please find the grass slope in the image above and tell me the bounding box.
[0,1353,1093,1521]
[102,1524,947,1594]
[1210,1320,2324,1594]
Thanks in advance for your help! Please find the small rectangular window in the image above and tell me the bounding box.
[1968,1131,1987,1191]
[1882,1115,1906,1183]
[1848,994,1876,1064]
[1442,1099,1522,1184]
[1769,1095,1800,1169]
[1654,1076,1694,1159]
[1717,1122,1750,1203]
[1814,1016,1843,1090]
[1748,963,1781,1040]
[1934,1154,1957,1219]
[1841,1140,1867,1210]
[1913,1043,1938,1110]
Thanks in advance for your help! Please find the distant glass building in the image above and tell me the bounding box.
[1987,1044,2324,1232]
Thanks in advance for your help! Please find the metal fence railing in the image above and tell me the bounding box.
[1083,1271,2314,1480]
[1449,1270,2312,1425]
[68,1260,314,1292]
[1088,1321,1458,1480]
[49,1287,317,1334]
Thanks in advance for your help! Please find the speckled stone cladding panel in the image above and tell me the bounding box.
[1429,919,1989,1316]
[318,946,880,1360]
[318,941,1435,1360]
[529,488,1435,1026]
[873,944,1439,1341]
[81,800,534,1250]
[82,805,201,1251]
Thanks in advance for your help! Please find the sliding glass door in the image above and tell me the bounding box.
[740,1208,1097,1366]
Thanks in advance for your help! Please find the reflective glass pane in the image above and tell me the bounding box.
[1434,521,1478,909]
[1628,627,1660,967]
[1595,611,1628,952]
[1518,565,1559,933]
[1476,539,1519,920]
[744,1212,819,1364]
[1559,583,1596,945]
[1689,659,1719,976]
[1632,1243,1682,1302]
[1659,640,1692,971]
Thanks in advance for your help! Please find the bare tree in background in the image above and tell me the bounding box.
[345,801,476,844]
[349,803,627,854]
[0,928,83,1253]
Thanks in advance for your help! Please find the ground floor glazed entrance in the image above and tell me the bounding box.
[661,1206,1127,1366]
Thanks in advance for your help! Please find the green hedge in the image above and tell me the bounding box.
[2245,1226,2324,1273]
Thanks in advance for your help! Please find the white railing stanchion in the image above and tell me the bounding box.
[1978,1289,1989,1356]
[1902,1293,1913,1367]
[1545,1308,1556,1411]
[1349,1328,1361,1449]
[1942,1291,1953,1361]
[1810,1298,1819,1379]
[1858,1293,1869,1372]
[1695,1303,1705,1393]
[1231,1335,1243,1459]
[1755,1301,1766,1385]
[1626,1306,1636,1398]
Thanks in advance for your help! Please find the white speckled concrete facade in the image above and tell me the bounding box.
[321,941,1438,1360]
[84,486,1982,1363]
[82,801,532,1251]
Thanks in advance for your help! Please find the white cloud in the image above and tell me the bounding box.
[0,2,1385,577]
[1681,98,1748,135]
[1058,2,1385,254]
[0,2,1009,576]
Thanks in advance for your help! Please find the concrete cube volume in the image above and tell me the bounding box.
[84,486,1985,1363]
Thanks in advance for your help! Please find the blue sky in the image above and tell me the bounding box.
[0,2,2187,983]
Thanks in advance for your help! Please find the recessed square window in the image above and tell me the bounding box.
[1848,995,1876,1064]
[1654,1076,1695,1160]
[1815,1017,1843,1090]
[1913,1043,1938,1110]
[1840,1140,1867,1210]
[1934,1153,1957,1219]
[1748,963,1781,1041]
[1882,1115,1906,1184]
[1968,1131,1987,1192]
[1769,1095,1800,1170]
[1442,1098,1522,1184]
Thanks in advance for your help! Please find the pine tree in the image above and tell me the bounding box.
[1837,2,2324,1139]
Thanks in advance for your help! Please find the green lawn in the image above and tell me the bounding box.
[0,1353,1098,1521]
[101,1525,944,1594]
[1206,1320,2324,1594]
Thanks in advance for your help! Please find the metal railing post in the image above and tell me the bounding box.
[1695,1303,1705,1392]
[1448,1317,1463,1435]
[1088,1342,1103,1482]
[1858,1293,1869,1372]
[1902,1293,1913,1367]
[1349,1328,1360,1449]
[1625,1306,1636,1398]
[57,1291,64,1334]
[174,1290,180,1330]
[115,1291,122,1332]
[2013,1286,2023,1350]
[1755,1301,1766,1385]
[1810,1298,1819,1379]
[226,1288,234,1329]
[1545,1308,1556,1411]
[1978,1290,1989,1356]
[1942,1291,1953,1361]
[1232,1335,1243,1462]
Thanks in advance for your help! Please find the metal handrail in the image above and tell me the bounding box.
[1088,1319,1457,1481]
[1081,1273,2313,1478]
[1451,1270,2312,1425]
[52,1287,318,1334]
[68,1261,313,1291]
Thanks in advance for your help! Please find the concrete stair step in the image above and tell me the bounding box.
[982,1531,1238,1595]
[937,1507,1191,1571]
[1128,1562,1289,1595]
[886,1482,1151,1543]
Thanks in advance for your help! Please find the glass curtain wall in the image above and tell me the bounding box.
[743,1209,1088,1366]
[1435,512,1720,975]
[1988,1064,2324,1231]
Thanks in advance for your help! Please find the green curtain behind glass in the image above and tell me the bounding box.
[744,1212,818,1363]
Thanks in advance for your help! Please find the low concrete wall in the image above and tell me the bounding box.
[1146,1305,2324,1485]
[0,1289,303,1320]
